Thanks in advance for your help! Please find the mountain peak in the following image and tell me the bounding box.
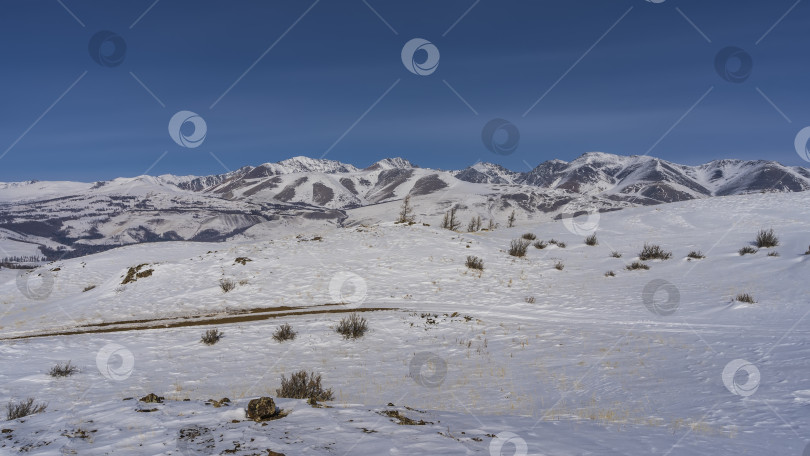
[275,156,358,174]
[471,162,509,172]
[570,152,624,166]
[453,161,522,184]
[364,157,417,171]
[247,157,359,176]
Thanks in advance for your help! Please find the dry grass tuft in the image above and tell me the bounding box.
[49,361,78,378]
[638,243,671,261]
[6,398,47,420]
[276,371,334,401]
[219,278,236,293]
[336,313,368,339]
[755,229,779,248]
[735,293,756,304]
[273,323,297,342]
[465,256,484,270]
[201,329,223,345]
[509,239,530,257]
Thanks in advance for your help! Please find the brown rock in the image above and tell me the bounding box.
[139,393,164,403]
[246,397,277,421]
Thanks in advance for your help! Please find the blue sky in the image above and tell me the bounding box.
[0,0,808,181]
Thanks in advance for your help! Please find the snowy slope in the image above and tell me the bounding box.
[0,190,808,454]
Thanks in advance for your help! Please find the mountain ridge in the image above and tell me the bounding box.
[1,152,808,260]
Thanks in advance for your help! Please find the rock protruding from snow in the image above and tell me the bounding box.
[139,393,164,404]
[246,397,278,421]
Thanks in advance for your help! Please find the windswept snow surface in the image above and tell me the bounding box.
[0,191,809,454]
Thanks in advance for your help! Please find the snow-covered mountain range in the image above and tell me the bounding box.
[1,152,808,259]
